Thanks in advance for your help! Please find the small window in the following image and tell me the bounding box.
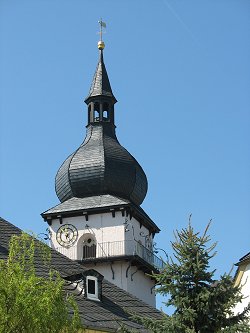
[86,276,99,301]
[88,279,95,294]
[83,269,103,301]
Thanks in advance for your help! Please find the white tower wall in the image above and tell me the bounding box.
[49,211,157,306]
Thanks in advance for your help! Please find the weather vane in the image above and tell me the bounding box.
[98,18,106,42]
[97,19,106,50]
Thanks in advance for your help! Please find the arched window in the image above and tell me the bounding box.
[103,103,109,121]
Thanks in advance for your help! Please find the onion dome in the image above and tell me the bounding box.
[55,42,148,206]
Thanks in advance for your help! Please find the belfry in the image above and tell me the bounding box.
[42,23,163,306]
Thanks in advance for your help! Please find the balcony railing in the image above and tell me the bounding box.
[56,240,165,271]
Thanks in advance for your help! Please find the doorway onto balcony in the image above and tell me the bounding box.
[79,233,97,260]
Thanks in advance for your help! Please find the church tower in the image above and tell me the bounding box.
[42,28,163,307]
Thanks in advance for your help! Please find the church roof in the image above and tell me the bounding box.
[0,217,83,278]
[55,123,148,207]
[237,252,250,265]
[43,194,130,214]
[0,216,163,331]
[42,194,160,234]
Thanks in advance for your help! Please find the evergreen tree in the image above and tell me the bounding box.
[134,220,250,333]
[0,233,83,333]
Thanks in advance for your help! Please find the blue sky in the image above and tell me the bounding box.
[0,0,249,310]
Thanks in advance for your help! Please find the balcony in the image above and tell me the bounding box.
[55,240,165,272]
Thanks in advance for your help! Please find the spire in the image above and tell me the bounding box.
[85,50,117,103]
[84,21,117,126]
[54,20,148,208]
[85,20,116,104]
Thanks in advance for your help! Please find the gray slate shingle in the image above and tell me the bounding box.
[85,50,116,101]
[55,123,148,207]
[41,194,160,234]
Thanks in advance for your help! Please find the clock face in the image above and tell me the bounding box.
[56,224,78,247]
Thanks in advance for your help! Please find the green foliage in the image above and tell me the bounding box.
[136,221,250,333]
[0,233,83,333]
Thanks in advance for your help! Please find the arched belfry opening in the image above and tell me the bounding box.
[94,102,100,122]
[87,100,114,125]
[103,102,109,121]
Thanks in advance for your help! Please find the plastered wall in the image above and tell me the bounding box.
[49,211,153,257]
[84,260,155,307]
[234,262,250,314]
[49,211,156,306]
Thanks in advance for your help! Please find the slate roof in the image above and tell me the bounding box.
[41,194,160,234]
[85,50,117,103]
[0,217,85,278]
[237,252,250,265]
[42,195,130,214]
[0,216,163,332]
[55,123,148,207]
[55,45,150,210]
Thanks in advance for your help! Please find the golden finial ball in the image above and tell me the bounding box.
[98,41,105,50]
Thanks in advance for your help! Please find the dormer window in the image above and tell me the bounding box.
[83,269,104,302]
[86,276,99,300]
[64,269,103,302]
